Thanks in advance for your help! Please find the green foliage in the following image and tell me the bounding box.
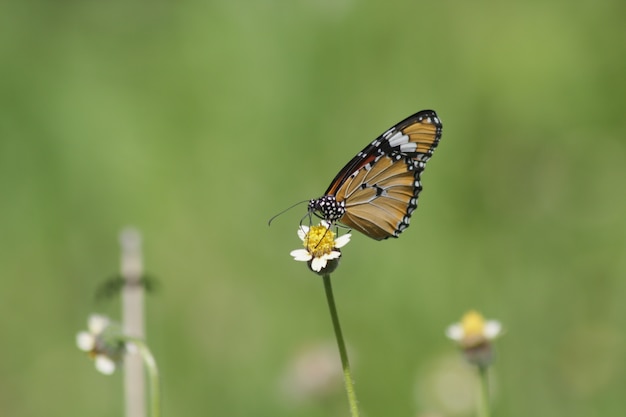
[1,0,625,416]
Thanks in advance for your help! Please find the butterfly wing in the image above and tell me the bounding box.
[324,110,441,196]
[334,154,424,240]
[327,110,442,240]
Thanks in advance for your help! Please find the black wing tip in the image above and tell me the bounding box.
[414,109,441,123]
[393,109,443,131]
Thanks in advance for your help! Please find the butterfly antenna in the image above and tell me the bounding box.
[268,200,309,226]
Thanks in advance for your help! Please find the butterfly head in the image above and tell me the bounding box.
[308,195,346,223]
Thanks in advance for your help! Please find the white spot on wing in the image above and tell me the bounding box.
[387,131,409,147]
[400,143,417,153]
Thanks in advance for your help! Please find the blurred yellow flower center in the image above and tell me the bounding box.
[304,225,336,258]
[461,310,486,337]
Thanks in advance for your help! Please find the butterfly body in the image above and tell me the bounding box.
[309,110,443,240]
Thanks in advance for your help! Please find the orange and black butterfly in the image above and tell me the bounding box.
[308,110,443,240]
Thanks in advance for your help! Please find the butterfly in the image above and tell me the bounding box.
[307,110,443,240]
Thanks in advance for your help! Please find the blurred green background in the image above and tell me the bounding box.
[1,0,625,416]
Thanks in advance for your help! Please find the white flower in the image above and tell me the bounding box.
[445,310,502,346]
[76,314,111,353]
[76,314,124,375]
[279,342,344,403]
[446,310,503,368]
[290,221,351,273]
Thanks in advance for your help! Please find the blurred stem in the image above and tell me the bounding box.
[120,228,145,417]
[322,274,360,417]
[478,365,490,417]
[123,337,161,417]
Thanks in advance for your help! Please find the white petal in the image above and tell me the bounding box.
[95,355,116,375]
[297,226,309,241]
[76,332,95,351]
[320,220,331,229]
[311,257,327,272]
[88,314,110,334]
[334,234,351,248]
[290,249,312,262]
[324,251,341,260]
[445,323,464,341]
[484,320,502,339]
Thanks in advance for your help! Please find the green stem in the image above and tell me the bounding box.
[124,337,161,417]
[323,274,360,417]
[478,365,490,417]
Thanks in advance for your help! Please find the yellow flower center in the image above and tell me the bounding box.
[304,225,337,258]
[461,310,486,337]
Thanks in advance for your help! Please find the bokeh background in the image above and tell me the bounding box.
[1,0,625,416]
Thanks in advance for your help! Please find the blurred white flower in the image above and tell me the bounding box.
[446,310,502,367]
[446,310,502,346]
[76,314,124,375]
[278,342,345,403]
[414,354,479,416]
